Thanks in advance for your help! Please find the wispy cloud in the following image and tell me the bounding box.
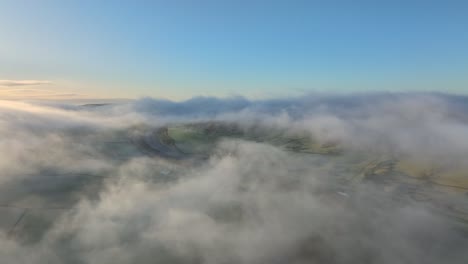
[0,81,91,100]
[0,93,467,263]
[0,79,52,87]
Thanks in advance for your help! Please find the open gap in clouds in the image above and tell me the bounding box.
[0,93,468,263]
[124,93,468,161]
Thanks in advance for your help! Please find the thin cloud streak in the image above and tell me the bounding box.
[0,80,52,87]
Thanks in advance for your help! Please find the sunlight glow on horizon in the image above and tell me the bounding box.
[0,1,467,99]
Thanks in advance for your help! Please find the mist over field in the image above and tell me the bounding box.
[1,93,468,264]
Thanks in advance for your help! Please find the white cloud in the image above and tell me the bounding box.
[0,93,467,263]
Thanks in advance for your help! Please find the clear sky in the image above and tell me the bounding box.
[1,0,467,100]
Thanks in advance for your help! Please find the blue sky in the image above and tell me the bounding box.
[0,0,467,99]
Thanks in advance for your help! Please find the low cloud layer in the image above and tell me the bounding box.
[0,93,467,264]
